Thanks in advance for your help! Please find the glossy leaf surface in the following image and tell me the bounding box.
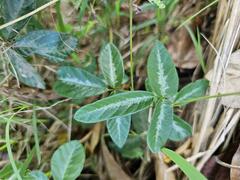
[147,101,173,152]
[51,141,85,180]
[147,41,178,99]
[7,49,45,89]
[99,43,124,88]
[0,0,36,39]
[169,115,192,141]
[107,115,131,148]
[54,66,107,99]
[174,79,209,106]
[74,91,154,123]
[14,30,77,63]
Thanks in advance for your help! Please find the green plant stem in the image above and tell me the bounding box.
[156,9,161,39]
[174,91,240,107]
[5,116,22,180]
[109,28,113,43]
[129,0,134,90]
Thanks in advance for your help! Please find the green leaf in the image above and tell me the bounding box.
[111,135,145,159]
[161,148,207,180]
[74,91,154,123]
[145,78,154,92]
[0,0,36,39]
[19,146,36,176]
[51,140,85,180]
[174,79,209,106]
[13,30,78,63]
[53,66,107,99]
[107,115,131,148]
[147,100,173,152]
[169,115,192,141]
[25,171,48,180]
[6,49,45,89]
[99,43,124,88]
[132,108,149,134]
[147,41,178,99]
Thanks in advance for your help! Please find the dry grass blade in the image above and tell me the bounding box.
[89,123,101,153]
[191,0,240,171]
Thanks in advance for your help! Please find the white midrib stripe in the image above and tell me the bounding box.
[85,96,153,115]
[62,147,76,179]
[108,47,116,85]
[61,77,104,89]
[156,49,168,94]
[116,118,122,142]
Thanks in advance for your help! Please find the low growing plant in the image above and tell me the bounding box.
[54,41,208,180]
[0,0,210,179]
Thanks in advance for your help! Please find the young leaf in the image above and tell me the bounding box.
[54,66,107,99]
[147,100,173,152]
[25,171,48,180]
[174,79,209,106]
[13,30,78,63]
[6,49,45,89]
[161,148,207,180]
[169,115,192,141]
[99,43,124,88]
[107,115,131,148]
[51,141,85,180]
[0,0,36,39]
[147,41,178,99]
[74,91,154,123]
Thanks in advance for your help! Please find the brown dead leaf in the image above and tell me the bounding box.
[89,123,102,153]
[220,50,240,108]
[101,140,132,180]
[230,145,240,180]
[168,28,199,69]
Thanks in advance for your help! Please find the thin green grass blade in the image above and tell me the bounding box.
[161,148,207,180]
